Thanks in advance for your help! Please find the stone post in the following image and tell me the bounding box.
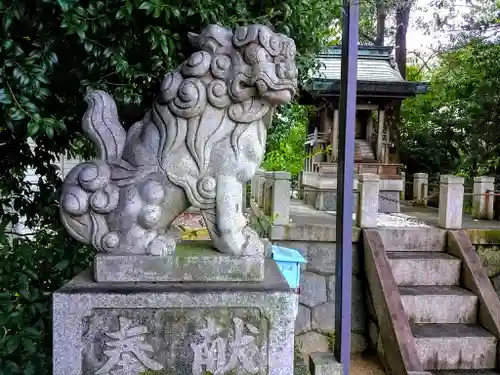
[251,169,263,202]
[257,170,267,208]
[438,175,464,229]
[356,173,380,228]
[271,172,291,225]
[263,171,274,214]
[242,181,247,211]
[401,171,406,200]
[472,176,495,220]
[297,170,304,200]
[413,173,428,206]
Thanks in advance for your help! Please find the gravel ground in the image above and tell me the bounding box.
[351,353,386,375]
[376,213,430,228]
[174,210,430,230]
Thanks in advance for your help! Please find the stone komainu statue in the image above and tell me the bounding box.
[60,24,297,257]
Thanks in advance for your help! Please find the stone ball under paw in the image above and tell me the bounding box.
[101,231,121,252]
[147,236,176,256]
[138,205,162,229]
[140,180,165,205]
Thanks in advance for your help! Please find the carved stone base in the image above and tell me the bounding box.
[53,261,297,375]
[94,241,265,282]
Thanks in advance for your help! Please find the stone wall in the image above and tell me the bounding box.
[273,240,368,360]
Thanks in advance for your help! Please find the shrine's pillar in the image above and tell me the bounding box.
[376,109,385,161]
[366,112,374,142]
[332,109,339,161]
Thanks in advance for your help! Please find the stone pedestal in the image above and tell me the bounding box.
[263,171,274,213]
[271,172,291,225]
[253,169,265,204]
[472,176,495,220]
[438,175,464,229]
[53,261,297,375]
[93,242,264,282]
[357,173,380,228]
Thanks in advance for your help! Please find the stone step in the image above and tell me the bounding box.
[379,228,447,252]
[387,252,461,286]
[432,371,500,374]
[412,323,498,370]
[355,139,375,161]
[400,286,478,324]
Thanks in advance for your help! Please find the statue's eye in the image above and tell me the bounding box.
[276,63,287,79]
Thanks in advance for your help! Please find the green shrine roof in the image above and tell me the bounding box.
[315,46,404,82]
[305,46,429,99]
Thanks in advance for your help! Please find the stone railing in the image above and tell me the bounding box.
[250,169,291,225]
[360,172,499,229]
[409,173,497,221]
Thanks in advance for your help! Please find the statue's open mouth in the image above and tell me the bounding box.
[255,74,297,105]
[262,89,294,105]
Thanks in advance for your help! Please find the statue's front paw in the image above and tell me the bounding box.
[240,227,264,256]
[147,235,176,256]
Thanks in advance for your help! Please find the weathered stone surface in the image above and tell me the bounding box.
[296,304,312,334]
[300,272,327,308]
[326,275,335,301]
[311,302,335,332]
[352,244,361,276]
[307,244,336,274]
[351,276,367,333]
[53,262,297,375]
[309,352,342,375]
[295,332,330,363]
[368,320,379,349]
[324,275,366,333]
[351,332,368,353]
[269,224,361,243]
[366,287,377,321]
[493,274,500,296]
[59,24,297,260]
[94,242,264,282]
[477,245,500,277]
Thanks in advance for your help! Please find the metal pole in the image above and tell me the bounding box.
[334,0,359,374]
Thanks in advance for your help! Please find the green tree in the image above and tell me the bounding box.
[262,103,312,176]
[400,41,500,179]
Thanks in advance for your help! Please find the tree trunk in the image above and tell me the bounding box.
[375,0,387,46]
[393,0,412,162]
[395,0,412,79]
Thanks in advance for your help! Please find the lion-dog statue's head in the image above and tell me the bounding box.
[124,24,299,210]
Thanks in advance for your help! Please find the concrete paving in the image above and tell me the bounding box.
[287,199,500,229]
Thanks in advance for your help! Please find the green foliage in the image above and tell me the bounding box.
[263,103,312,177]
[0,230,92,375]
[247,211,276,238]
[400,41,500,180]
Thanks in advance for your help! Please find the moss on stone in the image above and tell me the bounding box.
[138,370,172,375]
[176,241,219,257]
[325,331,336,352]
[466,229,500,244]
[476,245,500,277]
[294,341,312,375]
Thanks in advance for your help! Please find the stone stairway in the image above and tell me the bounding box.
[364,228,500,375]
[355,139,376,161]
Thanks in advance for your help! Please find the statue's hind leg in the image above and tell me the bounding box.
[105,175,189,256]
